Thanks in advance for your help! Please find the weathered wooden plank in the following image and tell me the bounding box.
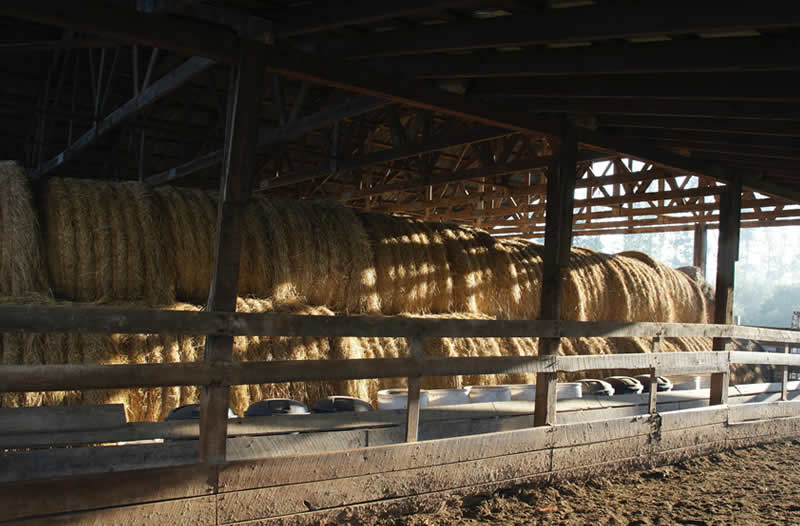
[557,351,729,375]
[728,400,800,423]
[0,399,631,449]
[535,129,576,428]
[217,449,552,523]
[9,495,217,526]
[655,423,728,452]
[551,414,652,448]
[711,183,742,406]
[726,415,800,440]
[0,404,126,435]
[220,424,557,492]
[2,353,795,398]
[200,37,267,465]
[782,347,790,401]
[405,336,424,443]
[0,441,198,484]
[225,427,405,462]
[0,356,556,393]
[1,304,799,343]
[659,405,729,430]
[730,350,800,367]
[3,352,796,397]
[552,434,650,471]
[0,464,213,522]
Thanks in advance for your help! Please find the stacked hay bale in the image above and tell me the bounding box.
[0,163,718,419]
[0,162,50,297]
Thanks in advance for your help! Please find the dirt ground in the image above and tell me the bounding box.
[385,441,800,526]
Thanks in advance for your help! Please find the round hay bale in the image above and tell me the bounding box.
[43,178,175,304]
[0,162,50,297]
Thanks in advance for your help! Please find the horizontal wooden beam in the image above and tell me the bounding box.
[491,209,800,233]
[258,126,514,191]
[0,38,115,53]
[341,152,613,202]
[6,2,796,202]
[503,217,800,237]
[579,130,800,204]
[608,129,800,151]
[375,35,800,78]
[494,97,800,121]
[472,72,800,102]
[373,167,685,213]
[0,1,238,62]
[481,198,788,229]
[600,115,800,137]
[325,5,800,59]
[0,304,799,342]
[2,350,799,393]
[438,186,727,222]
[33,56,214,179]
[273,1,483,37]
[147,96,388,185]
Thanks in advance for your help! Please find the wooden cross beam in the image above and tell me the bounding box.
[31,56,213,179]
[324,5,800,59]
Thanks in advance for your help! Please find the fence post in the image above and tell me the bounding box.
[649,336,661,414]
[534,122,576,427]
[405,335,424,443]
[782,343,790,401]
[710,180,741,406]
[199,39,265,465]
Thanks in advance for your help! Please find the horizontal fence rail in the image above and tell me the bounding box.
[0,304,799,342]
[1,351,799,393]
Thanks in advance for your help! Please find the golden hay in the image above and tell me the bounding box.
[0,162,50,297]
[359,213,453,314]
[43,178,175,303]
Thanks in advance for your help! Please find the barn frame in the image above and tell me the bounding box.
[1,2,800,524]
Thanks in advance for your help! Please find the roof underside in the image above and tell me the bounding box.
[2,0,800,236]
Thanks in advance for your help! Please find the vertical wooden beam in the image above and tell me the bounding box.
[710,180,741,406]
[649,336,661,415]
[199,39,265,465]
[781,343,790,402]
[693,222,707,274]
[405,335,424,443]
[534,127,577,427]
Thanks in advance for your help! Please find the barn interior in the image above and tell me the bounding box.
[1,2,800,524]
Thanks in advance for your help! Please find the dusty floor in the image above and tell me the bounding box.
[385,441,800,526]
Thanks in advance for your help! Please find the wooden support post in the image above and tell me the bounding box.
[199,39,265,465]
[405,335,424,443]
[649,336,661,414]
[710,180,741,406]
[534,126,577,427]
[782,343,790,401]
[693,222,707,275]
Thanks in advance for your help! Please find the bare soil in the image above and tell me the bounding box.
[385,441,800,526]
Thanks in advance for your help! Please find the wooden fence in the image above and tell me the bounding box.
[1,303,800,523]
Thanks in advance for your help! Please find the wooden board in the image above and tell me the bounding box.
[0,464,213,522]
[0,304,799,343]
[9,495,216,526]
[0,404,126,434]
[4,402,800,524]
[0,441,198,484]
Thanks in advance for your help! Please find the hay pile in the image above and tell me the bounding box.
[40,177,379,312]
[43,177,175,304]
[0,163,49,297]
[0,163,721,420]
